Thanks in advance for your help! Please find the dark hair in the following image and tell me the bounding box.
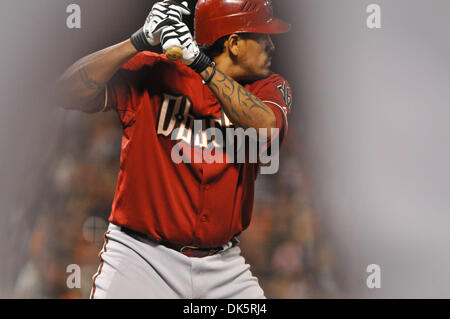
[201,35,229,59]
[202,33,258,59]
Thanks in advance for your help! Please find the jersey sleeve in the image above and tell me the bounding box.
[101,52,163,132]
[102,52,163,113]
[103,68,139,113]
[102,67,141,135]
[251,73,293,146]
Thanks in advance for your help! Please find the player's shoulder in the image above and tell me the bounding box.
[249,73,291,91]
[262,72,290,84]
[247,73,293,112]
[247,73,292,99]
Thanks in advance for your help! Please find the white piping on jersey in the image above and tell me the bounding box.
[263,100,289,132]
[101,84,109,112]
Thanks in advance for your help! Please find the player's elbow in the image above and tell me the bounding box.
[52,78,79,110]
[258,112,277,139]
[52,80,104,114]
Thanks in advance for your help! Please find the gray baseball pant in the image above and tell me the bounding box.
[90,223,265,299]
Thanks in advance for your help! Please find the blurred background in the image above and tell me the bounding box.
[0,0,449,298]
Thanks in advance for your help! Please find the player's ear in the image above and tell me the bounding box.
[226,34,240,57]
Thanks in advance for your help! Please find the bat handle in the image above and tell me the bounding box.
[166,46,183,61]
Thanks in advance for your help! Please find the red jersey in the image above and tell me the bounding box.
[104,52,292,247]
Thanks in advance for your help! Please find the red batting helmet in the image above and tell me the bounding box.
[194,0,291,46]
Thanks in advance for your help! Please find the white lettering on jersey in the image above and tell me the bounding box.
[157,94,232,149]
[157,94,190,136]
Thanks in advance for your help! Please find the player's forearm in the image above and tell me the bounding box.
[201,66,277,135]
[54,39,138,111]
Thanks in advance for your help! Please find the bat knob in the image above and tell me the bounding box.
[166,46,183,61]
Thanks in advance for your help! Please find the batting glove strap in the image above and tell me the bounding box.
[189,51,212,74]
[131,27,152,52]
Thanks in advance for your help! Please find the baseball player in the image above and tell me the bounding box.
[55,0,292,298]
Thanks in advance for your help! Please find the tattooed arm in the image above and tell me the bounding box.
[54,39,138,112]
[201,66,277,137]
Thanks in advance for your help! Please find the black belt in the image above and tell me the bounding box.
[120,226,238,258]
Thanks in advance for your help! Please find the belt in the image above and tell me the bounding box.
[120,226,238,258]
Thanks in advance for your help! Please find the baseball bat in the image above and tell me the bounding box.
[164,0,183,61]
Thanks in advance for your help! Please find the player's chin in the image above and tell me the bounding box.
[257,67,271,79]
[250,65,271,80]
[243,66,271,81]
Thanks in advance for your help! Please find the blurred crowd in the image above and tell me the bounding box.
[12,107,340,299]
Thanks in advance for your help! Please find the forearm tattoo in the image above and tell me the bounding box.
[203,68,272,126]
[79,67,105,91]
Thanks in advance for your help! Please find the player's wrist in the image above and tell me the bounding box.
[188,51,212,74]
[130,27,152,52]
[201,62,216,85]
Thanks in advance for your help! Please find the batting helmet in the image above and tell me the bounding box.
[194,0,291,46]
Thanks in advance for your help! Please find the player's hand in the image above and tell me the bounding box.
[131,1,190,52]
[160,21,200,66]
[144,1,190,46]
